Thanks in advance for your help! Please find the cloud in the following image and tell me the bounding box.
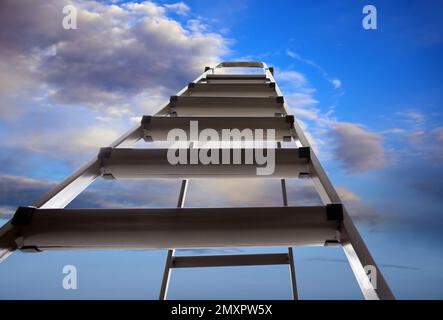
[385,109,443,162]
[186,19,208,33]
[330,122,385,173]
[0,0,228,116]
[303,257,421,271]
[276,67,387,176]
[0,175,55,212]
[0,0,229,159]
[286,49,342,90]
[72,126,121,149]
[0,174,182,214]
[187,179,322,207]
[336,187,360,202]
[165,2,191,16]
[330,78,342,89]
[395,110,426,125]
[275,70,307,88]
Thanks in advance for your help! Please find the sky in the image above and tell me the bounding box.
[0,0,442,299]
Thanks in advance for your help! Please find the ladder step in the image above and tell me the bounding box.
[185,82,276,97]
[166,96,285,117]
[99,147,311,179]
[205,74,268,81]
[216,62,265,68]
[170,96,283,106]
[171,253,290,268]
[142,116,294,141]
[6,204,343,251]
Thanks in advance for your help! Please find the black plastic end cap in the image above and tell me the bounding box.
[276,96,284,104]
[298,172,310,179]
[324,240,341,247]
[269,67,274,75]
[285,115,294,128]
[21,246,42,253]
[11,206,36,226]
[204,66,211,72]
[326,203,344,221]
[141,115,152,126]
[102,173,116,180]
[170,95,178,103]
[98,147,113,159]
[188,82,195,89]
[298,146,311,160]
[168,111,178,117]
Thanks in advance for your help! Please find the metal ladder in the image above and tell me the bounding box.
[0,61,394,300]
[158,176,299,300]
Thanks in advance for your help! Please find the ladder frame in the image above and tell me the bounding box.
[0,61,394,300]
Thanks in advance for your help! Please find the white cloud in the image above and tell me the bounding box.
[395,111,426,125]
[330,78,342,89]
[164,2,191,16]
[286,49,342,91]
[72,126,121,149]
[0,0,229,157]
[336,187,360,202]
[188,179,321,207]
[0,0,228,117]
[277,65,386,175]
[186,19,208,33]
[276,70,307,88]
[330,122,385,173]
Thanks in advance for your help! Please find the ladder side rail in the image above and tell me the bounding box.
[266,67,394,300]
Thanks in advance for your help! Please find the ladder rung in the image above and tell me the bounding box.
[7,205,342,251]
[170,96,282,107]
[167,96,285,117]
[205,74,268,81]
[185,82,276,97]
[99,147,311,179]
[171,253,290,268]
[142,116,294,141]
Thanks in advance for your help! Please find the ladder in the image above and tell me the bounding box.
[0,61,395,300]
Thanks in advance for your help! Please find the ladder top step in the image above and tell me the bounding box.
[216,61,265,68]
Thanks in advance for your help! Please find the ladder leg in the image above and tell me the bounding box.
[159,249,174,300]
[287,247,299,300]
[277,141,299,300]
[158,179,189,300]
[281,178,299,300]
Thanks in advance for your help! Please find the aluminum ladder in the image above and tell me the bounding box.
[0,61,395,300]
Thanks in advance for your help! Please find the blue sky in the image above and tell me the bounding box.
[0,0,442,299]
